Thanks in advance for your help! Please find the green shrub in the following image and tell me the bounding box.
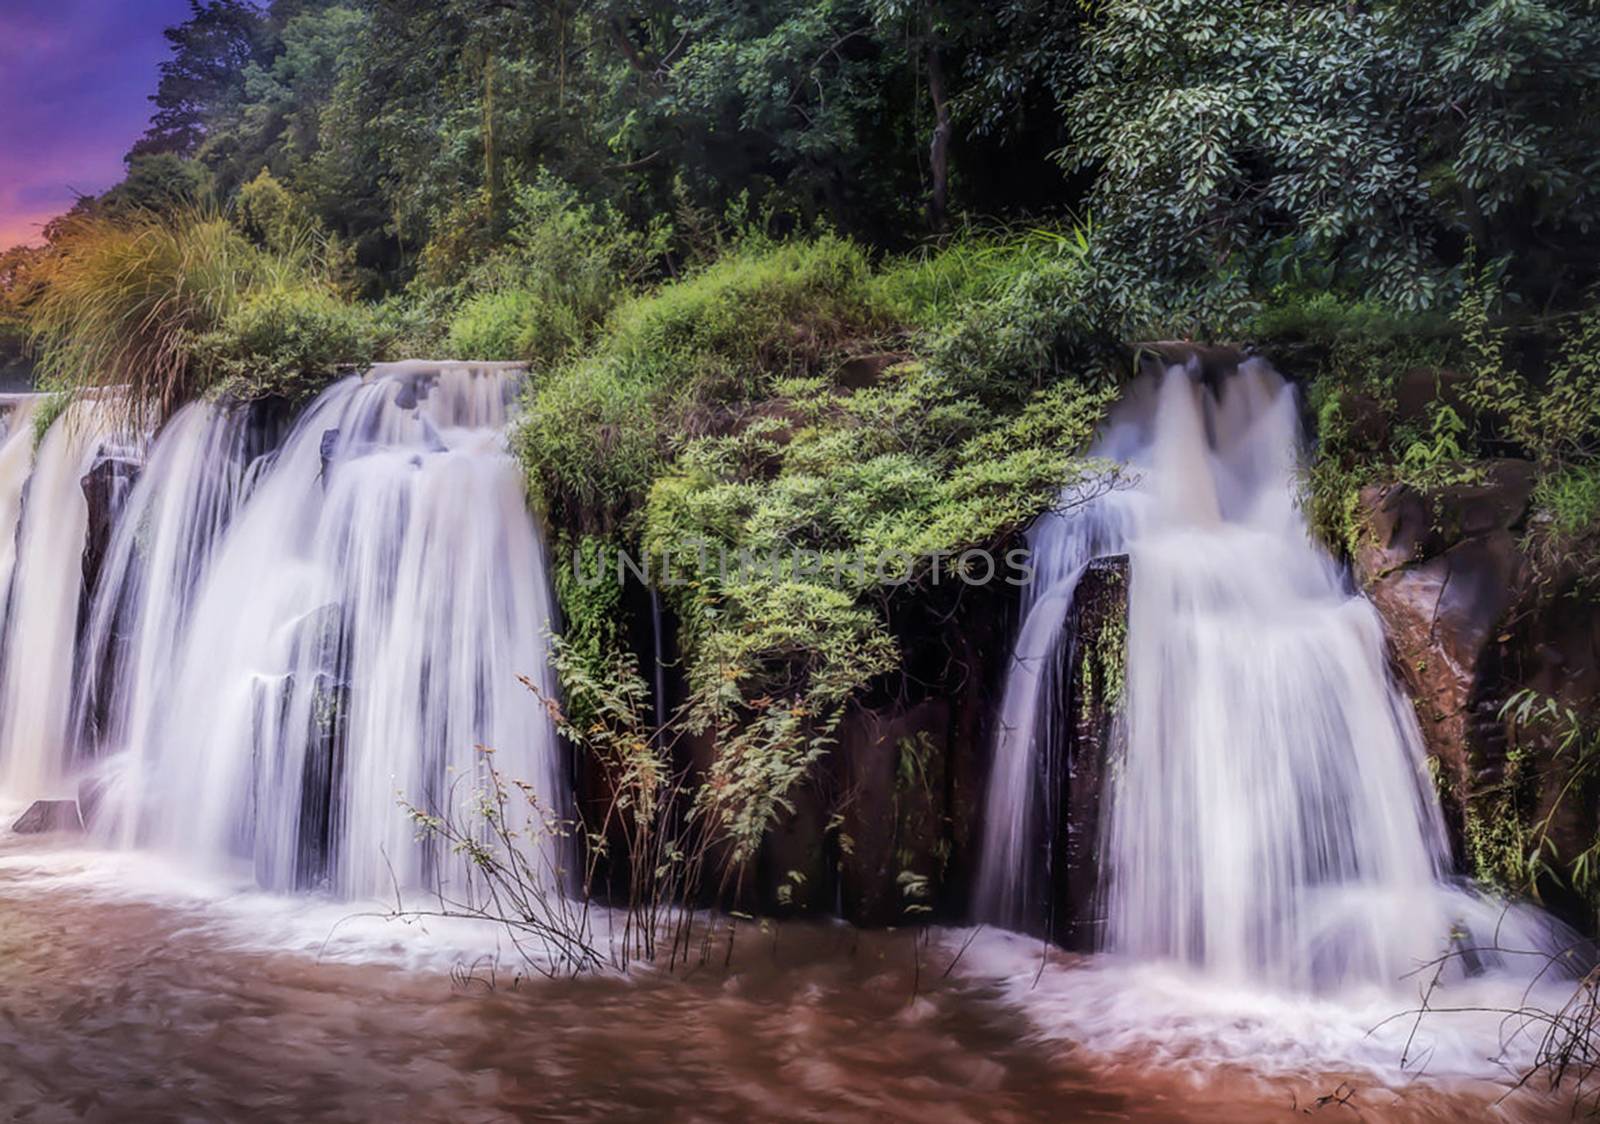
[1526,462,1600,591]
[26,206,380,416]
[1248,289,1453,348]
[432,176,669,366]
[445,286,582,364]
[27,211,276,419]
[196,280,386,403]
[930,236,1251,397]
[517,235,891,533]
[1533,463,1600,542]
[873,229,1073,331]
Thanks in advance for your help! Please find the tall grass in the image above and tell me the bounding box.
[27,209,307,421]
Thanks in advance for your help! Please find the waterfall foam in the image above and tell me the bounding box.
[979,358,1577,992]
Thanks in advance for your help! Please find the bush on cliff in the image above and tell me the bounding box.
[517,234,889,536]
[193,279,386,404]
[25,208,382,418]
[436,178,669,368]
[517,230,1150,863]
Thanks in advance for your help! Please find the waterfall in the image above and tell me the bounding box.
[0,398,40,646]
[71,399,268,836]
[980,358,1568,991]
[0,365,563,907]
[0,398,113,798]
[89,363,564,898]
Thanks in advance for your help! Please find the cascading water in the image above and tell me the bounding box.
[0,397,40,645]
[76,363,565,899]
[0,398,114,798]
[0,364,564,908]
[71,398,270,836]
[980,358,1570,992]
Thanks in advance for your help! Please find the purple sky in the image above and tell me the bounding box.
[0,0,195,247]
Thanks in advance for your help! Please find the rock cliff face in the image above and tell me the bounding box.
[1353,460,1536,790]
[747,570,1023,925]
[1354,461,1600,923]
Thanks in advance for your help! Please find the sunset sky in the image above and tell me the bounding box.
[0,0,193,248]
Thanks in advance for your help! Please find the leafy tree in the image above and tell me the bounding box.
[1401,0,1600,296]
[1064,0,1600,307]
[98,154,215,217]
[132,0,274,158]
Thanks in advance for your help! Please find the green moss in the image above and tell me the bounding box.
[1081,576,1127,712]
[1464,787,1531,895]
[30,390,71,452]
[516,235,891,535]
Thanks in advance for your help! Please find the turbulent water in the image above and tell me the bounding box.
[0,831,1567,1123]
[979,359,1573,990]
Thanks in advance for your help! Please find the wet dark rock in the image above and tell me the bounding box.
[389,368,438,411]
[833,698,951,926]
[835,352,911,392]
[80,452,141,614]
[1048,555,1127,950]
[1326,388,1390,450]
[756,776,834,916]
[1133,342,1247,387]
[607,542,1022,926]
[12,799,83,834]
[319,428,340,479]
[1395,367,1471,426]
[1355,460,1600,923]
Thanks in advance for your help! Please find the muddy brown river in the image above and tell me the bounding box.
[0,835,1571,1122]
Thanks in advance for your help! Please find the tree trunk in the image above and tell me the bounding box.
[925,13,952,233]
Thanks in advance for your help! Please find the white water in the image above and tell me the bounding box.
[0,398,114,798]
[979,359,1577,993]
[0,398,40,652]
[70,399,266,837]
[0,365,564,907]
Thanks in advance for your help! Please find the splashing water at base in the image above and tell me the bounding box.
[979,359,1580,993]
[0,830,1569,1123]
